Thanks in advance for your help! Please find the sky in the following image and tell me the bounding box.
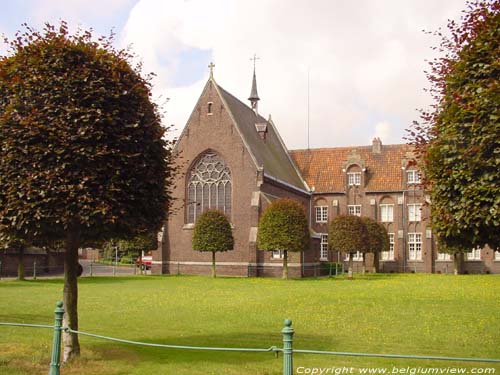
[0,0,468,150]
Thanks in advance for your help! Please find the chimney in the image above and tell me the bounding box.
[372,137,382,153]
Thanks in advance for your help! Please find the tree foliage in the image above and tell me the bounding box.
[408,1,500,250]
[328,215,369,254]
[257,198,310,279]
[257,199,310,253]
[362,217,389,273]
[0,22,174,360]
[192,210,234,253]
[192,209,234,277]
[362,217,389,255]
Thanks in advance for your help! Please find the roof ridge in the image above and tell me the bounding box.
[290,143,411,152]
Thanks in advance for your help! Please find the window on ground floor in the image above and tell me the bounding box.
[408,233,422,260]
[272,250,284,259]
[345,251,363,261]
[437,252,451,261]
[467,248,481,261]
[382,233,395,261]
[320,234,328,260]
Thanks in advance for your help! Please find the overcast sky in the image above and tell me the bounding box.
[0,0,467,150]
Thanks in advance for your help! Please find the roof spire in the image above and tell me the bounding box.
[248,54,260,114]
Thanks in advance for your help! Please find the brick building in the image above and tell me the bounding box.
[153,66,500,276]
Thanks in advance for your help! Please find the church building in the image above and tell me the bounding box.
[152,64,500,276]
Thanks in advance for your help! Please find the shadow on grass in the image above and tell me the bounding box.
[84,331,336,366]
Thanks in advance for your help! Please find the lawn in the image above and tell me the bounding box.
[0,274,499,374]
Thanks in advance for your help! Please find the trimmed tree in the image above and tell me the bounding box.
[408,0,500,251]
[257,199,310,279]
[328,215,369,279]
[192,210,234,278]
[362,217,389,273]
[0,23,173,361]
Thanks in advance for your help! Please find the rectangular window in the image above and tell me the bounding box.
[437,252,451,261]
[407,170,421,184]
[382,233,395,261]
[380,204,394,222]
[467,248,481,261]
[272,250,284,259]
[408,233,422,260]
[408,204,422,222]
[345,251,363,261]
[495,251,500,261]
[315,206,328,223]
[320,234,328,260]
[347,172,361,186]
[348,205,361,216]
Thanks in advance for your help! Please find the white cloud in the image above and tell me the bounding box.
[81,0,472,148]
[371,122,393,145]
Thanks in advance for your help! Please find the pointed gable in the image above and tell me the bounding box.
[215,84,308,192]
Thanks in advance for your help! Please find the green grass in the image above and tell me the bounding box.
[0,274,499,374]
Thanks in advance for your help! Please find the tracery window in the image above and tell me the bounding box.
[187,152,231,223]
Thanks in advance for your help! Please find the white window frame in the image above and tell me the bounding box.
[272,250,284,259]
[382,233,395,261]
[320,234,328,261]
[347,172,361,186]
[315,206,328,223]
[467,248,481,261]
[408,233,422,261]
[408,204,422,222]
[495,251,500,261]
[345,251,363,261]
[437,252,451,261]
[380,204,394,222]
[348,205,361,217]
[407,170,421,184]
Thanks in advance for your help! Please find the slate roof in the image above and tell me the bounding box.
[289,144,415,193]
[216,84,307,191]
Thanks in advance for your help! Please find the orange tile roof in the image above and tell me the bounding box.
[289,144,414,193]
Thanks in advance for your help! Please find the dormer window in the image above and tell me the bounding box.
[347,172,361,186]
[207,102,213,115]
[407,170,421,184]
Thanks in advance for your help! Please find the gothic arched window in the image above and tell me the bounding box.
[187,152,232,223]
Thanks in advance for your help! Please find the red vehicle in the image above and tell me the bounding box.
[135,255,153,270]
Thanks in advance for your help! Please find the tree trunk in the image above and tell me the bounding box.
[17,246,25,281]
[348,254,354,280]
[361,253,366,275]
[211,251,216,278]
[282,250,288,279]
[63,227,81,362]
[453,252,464,275]
[373,251,379,273]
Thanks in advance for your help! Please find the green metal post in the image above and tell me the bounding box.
[49,301,64,375]
[33,261,37,280]
[177,262,180,276]
[90,261,93,277]
[0,260,2,279]
[282,319,294,375]
[329,262,332,277]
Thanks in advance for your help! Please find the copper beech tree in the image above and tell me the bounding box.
[0,23,174,361]
[408,0,500,256]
